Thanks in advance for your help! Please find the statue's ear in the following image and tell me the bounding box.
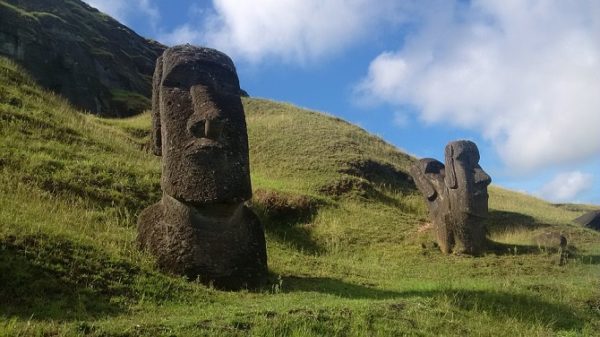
[152,56,163,156]
[444,144,458,189]
[410,163,437,201]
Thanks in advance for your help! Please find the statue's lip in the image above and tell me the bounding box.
[184,138,223,154]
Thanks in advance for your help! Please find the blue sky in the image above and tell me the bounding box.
[83,0,600,205]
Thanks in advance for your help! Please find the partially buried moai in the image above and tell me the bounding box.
[137,45,268,289]
[410,140,491,255]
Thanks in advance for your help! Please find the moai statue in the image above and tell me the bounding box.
[137,45,268,289]
[410,140,491,255]
[444,141,492,255]
[409,158,453,253]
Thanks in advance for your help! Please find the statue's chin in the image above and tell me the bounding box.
[164,193,243,219]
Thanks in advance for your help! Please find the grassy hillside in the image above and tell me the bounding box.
[1,57,599,336]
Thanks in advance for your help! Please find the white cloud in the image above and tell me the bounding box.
[82,0,159,26]
[159,24,203,46]
[538,171,593,202]
[357,0,600,173]
[392,111,410,128]
[161,0,409,64]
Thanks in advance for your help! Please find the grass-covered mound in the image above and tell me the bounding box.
[1,57,599,336]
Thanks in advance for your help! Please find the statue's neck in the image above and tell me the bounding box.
[161,193,244,224]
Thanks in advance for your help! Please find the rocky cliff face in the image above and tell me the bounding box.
[0,0,166,116]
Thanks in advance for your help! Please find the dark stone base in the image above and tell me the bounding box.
[138,198,268,290]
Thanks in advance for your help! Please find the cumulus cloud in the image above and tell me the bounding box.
[357,0,600,173]
[161,0,408,63]
[538,171,593,202]
[160,24,203,45]
[82,0,159,26]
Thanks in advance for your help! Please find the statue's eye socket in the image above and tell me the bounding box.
[188,120,206,138]
[456,152,478,164]
[162,74,183,87]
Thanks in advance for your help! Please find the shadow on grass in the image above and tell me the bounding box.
[485,240,553,256]
[281,276,400,299]
[487,210,549,233]
[0,232,211,322]
[444,289,585,331]
[281,276,585,330]
[0,235,129,320]
[0,233,192,321]
[575,254,600,265]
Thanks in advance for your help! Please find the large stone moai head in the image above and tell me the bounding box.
[152,44,251,205]
[444,140,491,219]
[444,140,491,255]
[139,45,267,290]
[410,140,491,255]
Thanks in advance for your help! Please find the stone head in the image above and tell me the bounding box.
[444,140,491,217]
[152,45,252,204]
[411,158,446,202]
[411,157,451,225]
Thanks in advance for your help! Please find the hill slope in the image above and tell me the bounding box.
[1,57,599,336]
[0,0,165,116]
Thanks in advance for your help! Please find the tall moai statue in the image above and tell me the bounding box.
[410,140,491,255]
[137,45,268,289]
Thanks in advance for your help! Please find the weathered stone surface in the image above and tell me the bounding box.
[410,140,491,255]
[155,45,252,204]
[138,45,267,289]
[410,158,453,253]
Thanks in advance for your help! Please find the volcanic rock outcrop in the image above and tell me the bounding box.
[0,0,164,116]
[574,210,600,231]
[410,140,492,255]
[137,45,268,289]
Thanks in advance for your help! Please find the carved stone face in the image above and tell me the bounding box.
[152,45,252,204]
[444,140,491,218]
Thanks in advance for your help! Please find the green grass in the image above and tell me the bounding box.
[110,89,152,117]
[0,1,37,20]
[1,57,599,336]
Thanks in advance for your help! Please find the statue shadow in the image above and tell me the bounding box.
[280,276,402,299]
[279,276,584,330]
[485,240,557,256]
[487,210,549,234]
[574,254,600,265]
[0,234,134,321]
[433,289,584,331]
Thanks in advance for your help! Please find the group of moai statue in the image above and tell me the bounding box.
[136,44,492,289]
[410,141,492,255]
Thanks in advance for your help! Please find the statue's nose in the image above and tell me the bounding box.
[188,84,224,140]
[203,118,223,139]
[474,167,491,186]
[187,115,224,140]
